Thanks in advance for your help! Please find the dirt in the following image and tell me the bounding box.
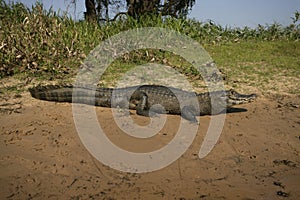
[0,88,300,200]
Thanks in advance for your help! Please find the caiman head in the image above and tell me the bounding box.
[224,89,257,106]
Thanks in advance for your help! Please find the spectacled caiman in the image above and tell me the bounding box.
[29,84,257,122]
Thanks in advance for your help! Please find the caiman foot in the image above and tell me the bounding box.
[182,106,198,123]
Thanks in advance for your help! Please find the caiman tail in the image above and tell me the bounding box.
[29,85,74,102]
[28,85,108,105]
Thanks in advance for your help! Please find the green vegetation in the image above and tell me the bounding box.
[0,1,299,95]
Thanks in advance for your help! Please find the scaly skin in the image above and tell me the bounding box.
[29,84,257,122]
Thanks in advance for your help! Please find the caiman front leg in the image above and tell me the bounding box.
[181,106,198,123]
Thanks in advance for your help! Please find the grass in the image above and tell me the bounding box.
[0,0,299,95]
[216,41,299,94]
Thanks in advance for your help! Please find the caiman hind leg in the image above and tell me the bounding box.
[132,91,198,122]
[131,91,157,117]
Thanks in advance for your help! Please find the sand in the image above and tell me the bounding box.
[0,90,299,199]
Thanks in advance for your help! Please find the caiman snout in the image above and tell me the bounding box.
[226,89,257,106]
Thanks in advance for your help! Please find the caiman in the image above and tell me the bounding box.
[29,84,257,122]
